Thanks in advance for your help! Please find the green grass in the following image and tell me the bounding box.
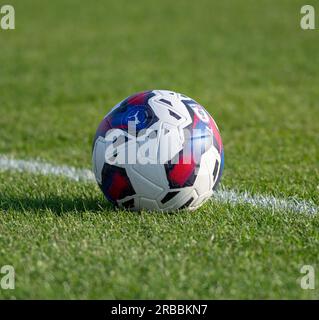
[0,0,318,299]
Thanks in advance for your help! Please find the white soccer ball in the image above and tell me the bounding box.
[92,90,224,212]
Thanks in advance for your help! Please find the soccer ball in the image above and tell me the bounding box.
[92,90,224,212]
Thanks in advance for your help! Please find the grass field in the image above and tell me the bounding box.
[0,0,318,299]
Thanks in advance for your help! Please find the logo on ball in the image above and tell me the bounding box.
[124,106,150,131]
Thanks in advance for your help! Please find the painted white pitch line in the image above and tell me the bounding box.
[0,155,95,182]
[213,189,317,215]
[0,155,317,215]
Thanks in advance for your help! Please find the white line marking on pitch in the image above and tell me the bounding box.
[0,155,94,182]
[0,155,317,215]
